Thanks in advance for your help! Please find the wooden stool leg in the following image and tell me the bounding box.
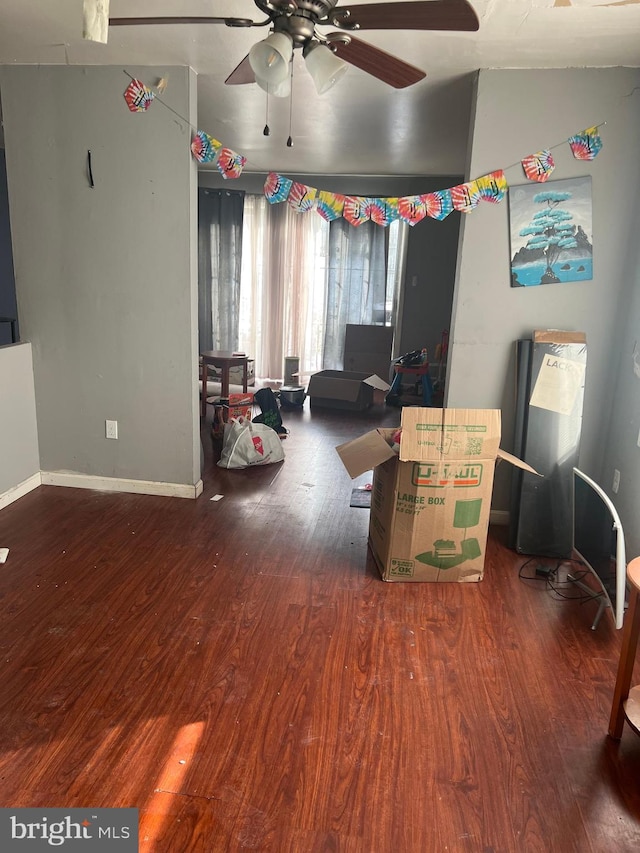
[221,368,230,401]
[609,584,640,739]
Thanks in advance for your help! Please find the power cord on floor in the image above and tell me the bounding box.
[518,556,558,583]
[518,556,600,602]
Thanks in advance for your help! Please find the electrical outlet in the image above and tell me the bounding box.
[105,419,118,440]
[612,469,620,494]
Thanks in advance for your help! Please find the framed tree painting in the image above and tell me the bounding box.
[508,176,593,287]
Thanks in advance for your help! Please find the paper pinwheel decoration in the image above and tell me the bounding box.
[422,190,453,221]
[123,78,155,112]
[451,181,482,213]
[370,198,400,227]
[316,191,346,222]
[343,197,375,227]
[216,148,247,179]
[398,195,429,226]
[264,172,293,204]
[287,182,317,213]
[521,150,555,182]
[190,131,222,164]
[568,127,603,161]
[477,170,508,203]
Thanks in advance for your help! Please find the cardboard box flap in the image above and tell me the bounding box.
[496,448,541,475]
[336,429,397,479]
[398,408,502,462]
[363,374,391,391]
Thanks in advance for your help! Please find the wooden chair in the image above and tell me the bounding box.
[608,557,640,739]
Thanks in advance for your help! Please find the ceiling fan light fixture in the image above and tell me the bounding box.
[255,73,292,99]
[249,31,293,84]
[303,42,349,95]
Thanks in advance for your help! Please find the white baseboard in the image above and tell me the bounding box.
[489,509,510,526]
[0,472,42,510]
[41,472,204,499]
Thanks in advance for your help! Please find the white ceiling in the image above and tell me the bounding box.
[0,0,639,176]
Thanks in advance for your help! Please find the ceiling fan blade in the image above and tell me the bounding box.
[327,35,425,89]
[109,17,257,28]
[225,55,256,86]
[329,0,480,32]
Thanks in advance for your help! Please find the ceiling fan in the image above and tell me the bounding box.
[110,1,479,94]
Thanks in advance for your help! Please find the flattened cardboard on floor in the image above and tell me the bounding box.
[307,370,390,411]
[336,408,538,583]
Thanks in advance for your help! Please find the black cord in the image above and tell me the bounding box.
[518,556,602,602]
[518,556,540,580]
[87,150,95,188]
[546,573,599,602]
[518,556,558,583]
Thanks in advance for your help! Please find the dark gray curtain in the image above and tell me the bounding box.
[323,218,388,369]
[198,189,244,352]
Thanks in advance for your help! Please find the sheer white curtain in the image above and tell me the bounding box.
[323,218,388,370]
[238,194,408,380]
[239,194,329,380]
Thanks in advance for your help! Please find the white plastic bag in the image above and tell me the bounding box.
[217,417,285,469]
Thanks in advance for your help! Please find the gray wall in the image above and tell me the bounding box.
[598,178,640,560]
[447,67,640,522]
[0,343,39,497]
[0,65,200,490]
[199,171,462,361]
[0,148,18,346]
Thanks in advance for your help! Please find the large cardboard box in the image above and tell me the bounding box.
[307,370,390,411]
[344,325,394,383]
[336,408,537,582]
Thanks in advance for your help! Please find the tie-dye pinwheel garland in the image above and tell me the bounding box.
[520,128,602,182]
[190,131,246,179]
[258,123,602,227]
[262,170,508,227]
[122,82,603,216]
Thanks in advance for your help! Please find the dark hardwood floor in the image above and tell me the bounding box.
[0,396,639,852]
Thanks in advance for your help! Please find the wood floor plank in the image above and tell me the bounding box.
[0,401,639,850]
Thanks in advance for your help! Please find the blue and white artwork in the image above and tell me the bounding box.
[508,176,593,287]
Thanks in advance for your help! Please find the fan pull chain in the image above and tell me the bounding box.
[263,90,270,136]
[287,61,294,147]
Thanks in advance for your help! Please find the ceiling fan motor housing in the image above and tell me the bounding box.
[259,0,340,20]
[265,1,342,47]
[273,14,316,46]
